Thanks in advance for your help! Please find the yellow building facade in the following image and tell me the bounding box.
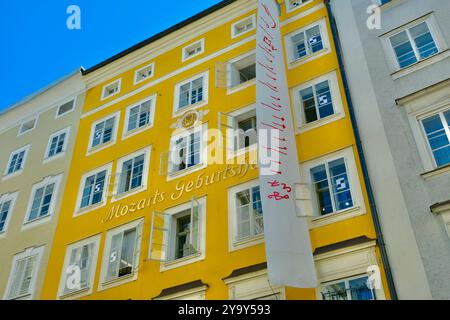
[41,0,393,300]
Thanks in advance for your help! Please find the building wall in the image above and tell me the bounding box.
[40,0,392,300]
[0,72,85,299]
[330,0,450,299]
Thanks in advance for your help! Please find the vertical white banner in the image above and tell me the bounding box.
[256,0,317,288]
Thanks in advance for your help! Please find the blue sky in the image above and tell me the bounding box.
[0,0,222,111]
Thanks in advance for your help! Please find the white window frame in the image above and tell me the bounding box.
[101,79,122,101]
[55,97,76,119]
[225,270,285,300]
[74,163,113,216]
[173,71,209,116]
[122,94,157,139]
[285,0,312,14]
[3,144,30,180]
[284,19,330,69]
[182,38,205,62]
[226,104,258,159]
[22,174,62,230]
[133,62,155,85]
[58,234,101,300]
[381,14,447,75]
[231,15,256,39]
[18,116,38,136]
[227,51,256,95]
[300,147,366,228]
[166,124,207,180]
[228,179,264,252]
[98,218,144,291]
[154,197,207,272]
[0,192,18,238]
[87,111,120,155]
[3,246,45,300]
[112,146,151,201]
[291,71,345,133]
[43,126,71,163]
[315,240,386,300]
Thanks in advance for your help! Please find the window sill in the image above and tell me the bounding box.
[229,234,265,252]
[173,100,208,118]
[379,0,406,11]
[74,201,107,217]
[227,79,256,95]
[160,252,204,272]
[122,124,153,141]
[288,48,330,70]
[111,185,147,203]
[22,214,52,231]
[98,272,137,292]
[9,294,32,300]
[421,163,450,181]
[42,152,65,165]
[2,170,24,181]
[309,206,365,229]
[296,112,344,134]
[59,287,90,300]
[391,50,450,80]
[167,162,207,182]
[87,140,116,156]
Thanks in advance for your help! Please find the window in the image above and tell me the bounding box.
[18,118,37,135]
[228,180,265,251]
[292,25,323,60]
[59,235,100,298]
[115,148,150,197]
[231,15,255,38]
[149,197,206,270]
[77,164,112,211]
[285,20,329,66]
[56,99,75,117]
[101,219,143,286]
[134,63,154,84]
[389,21,439,69]
[101,79,121,100]
[182,39,204,62]
[286,0,310,13]
[124,96,156,136]
[0,193,17,234]
[301,147,365,227]
[89,113,119,151]
[25,175,61,225]
[169,130,202,174]
[300,80,334,124]
[4,246,44,300]
[4,145,29,176]
[235,110,257,151]
[228,53,256,88]
[321,275,375,300]
[310,158,353,216]
[45,127,70,160]
[235,186,263,241]
[421,109,450,167]
[175,73,208,112]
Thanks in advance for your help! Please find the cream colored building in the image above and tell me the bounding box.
[0,70,85,300]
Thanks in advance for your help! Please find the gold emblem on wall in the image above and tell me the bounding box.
[181,111,198,129]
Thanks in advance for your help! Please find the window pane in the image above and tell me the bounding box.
[119,229,136,277]
[175,214,191,259]
[252,186,264,235]
[29,187,44,221]
[127,106,139,132]
[329,158,353,211]
[422,114,450,166]
[179,83,191,108]
[315,80,334,119]
[409,22,438,59]
[236,189,251,239]
[390,31,417,68]
[311,165,333,215]
[107,233,122,280]
[292,32,306,59]
[92,171,106,205]
[306,25,323,54]
[188,132,201,167]
[300,87,317,123]
[81,175,95,208]
[349,276,374,300]
[0,201,11,232]
[130,155,144,189]
[191,78,203,104]
[323,281,347,300]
